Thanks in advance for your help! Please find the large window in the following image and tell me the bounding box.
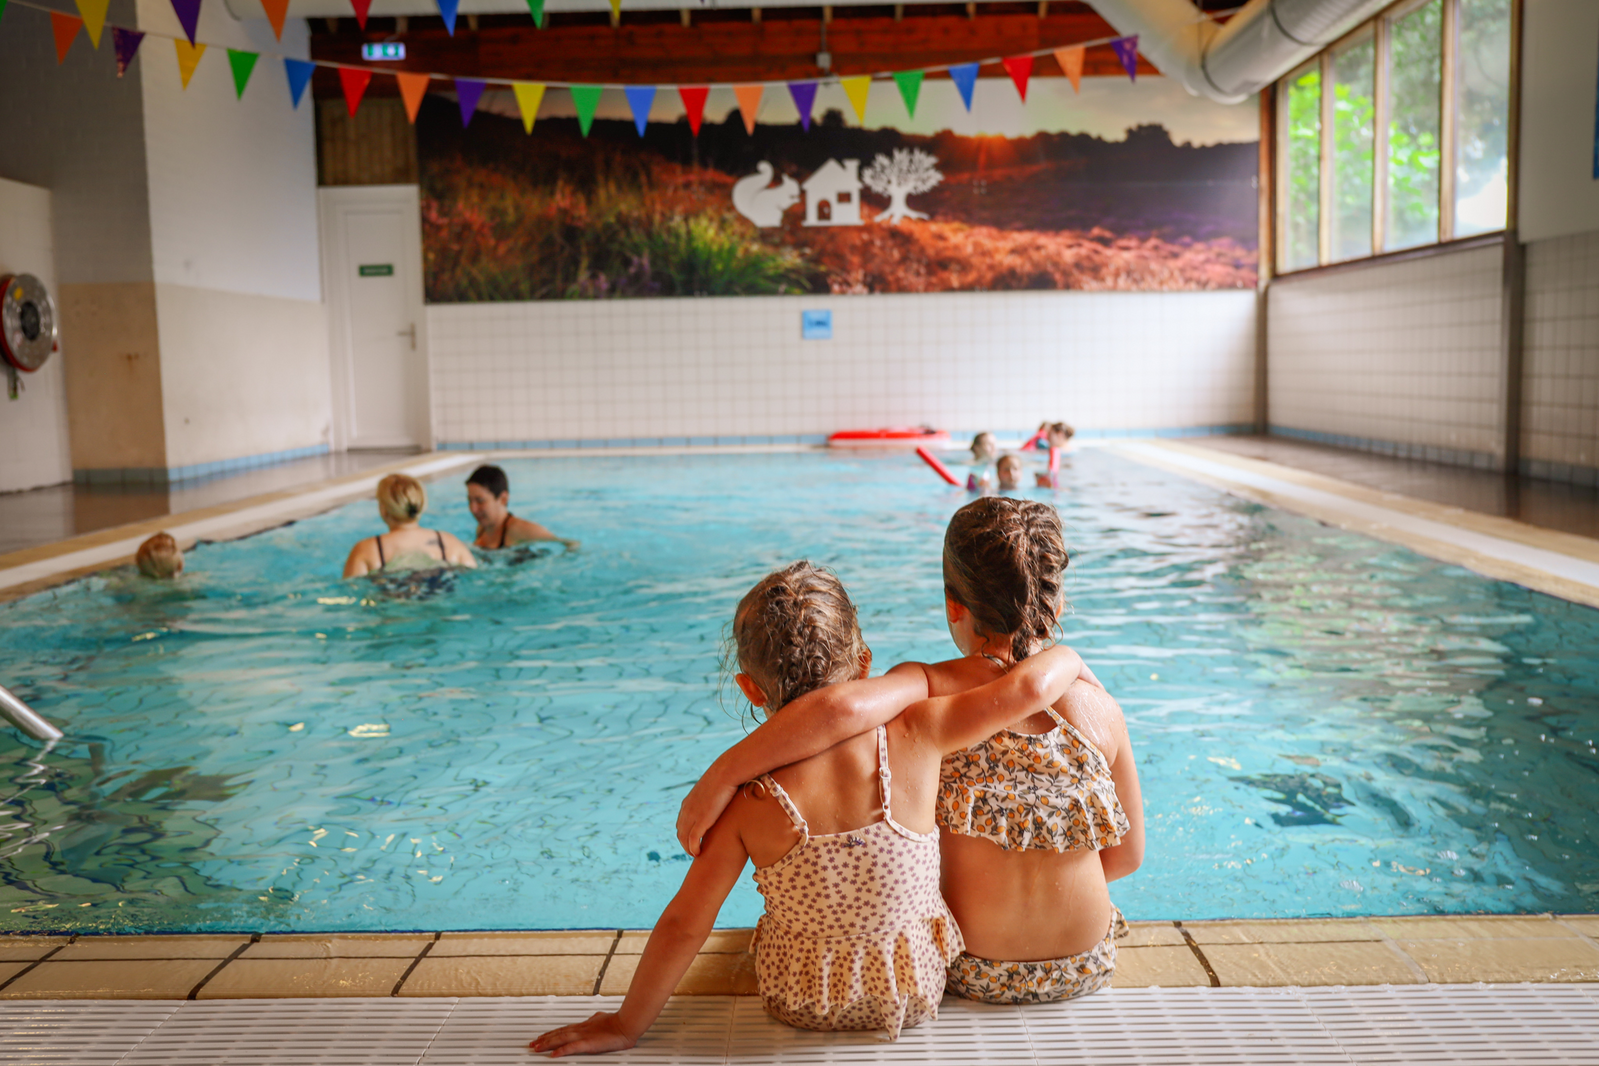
[1276,0,1512,272]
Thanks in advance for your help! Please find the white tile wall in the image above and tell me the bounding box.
[1521,229,1599,481]
[1267,242,1506,465]
[426,290,1258,445]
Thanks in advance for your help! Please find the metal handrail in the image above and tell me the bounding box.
[0,684,63,742]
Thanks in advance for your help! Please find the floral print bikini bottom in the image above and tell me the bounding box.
[944,906,1128,1005]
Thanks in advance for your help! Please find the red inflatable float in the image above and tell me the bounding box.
[827,427,951,449]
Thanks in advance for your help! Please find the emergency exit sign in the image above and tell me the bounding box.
[361,42,406,61]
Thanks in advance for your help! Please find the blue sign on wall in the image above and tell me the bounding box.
[801,309,832,340]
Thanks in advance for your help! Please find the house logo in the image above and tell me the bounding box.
[802,159,862,226]
[731,152,942,228]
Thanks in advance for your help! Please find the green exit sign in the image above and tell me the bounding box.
[358,263,394,277]
[361,42,406,61]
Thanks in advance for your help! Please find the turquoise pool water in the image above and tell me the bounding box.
[2,449,1596,933]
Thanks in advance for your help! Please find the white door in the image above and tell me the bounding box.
[319,186,429,450]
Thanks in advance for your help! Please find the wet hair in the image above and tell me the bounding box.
[970,432,996,457]
[376,473,427,525]
[466,464,509,499]
[135,532,183,579]
[943,497,1069,663]
[729,562,867,715]
[1047,422,1075,441]
[996,453,1022,476]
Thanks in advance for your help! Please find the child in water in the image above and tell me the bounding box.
[135,533,184,579]
[966,432,998,491]
[995,453,1024,491]
[530,562,1094,1056]
[678,498,1143,1006]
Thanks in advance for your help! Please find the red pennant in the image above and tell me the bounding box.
[51,11,82,63]
[338,67,371,117]
[261,0,289,39]
[678,86,708,136]
[349,0,371,28]
[1002,55,1033,101]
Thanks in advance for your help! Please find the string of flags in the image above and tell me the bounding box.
[13,0,1143,136]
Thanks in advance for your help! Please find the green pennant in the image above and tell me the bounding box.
[570,84,602,137]
[0,0,9,24]
[893,69,923,118]
[525,0,544,27]
[226,48,259,99]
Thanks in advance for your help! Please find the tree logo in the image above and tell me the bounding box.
[862,148,943,224]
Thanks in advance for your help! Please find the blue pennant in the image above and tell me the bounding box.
[284,58,315,108]
[624,85,656,136]
[437,0,459,35]
[948,62,979,112]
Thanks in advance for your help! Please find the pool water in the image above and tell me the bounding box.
[2,449,1596,934]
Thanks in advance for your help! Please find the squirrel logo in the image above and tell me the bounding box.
[731,162,801,228]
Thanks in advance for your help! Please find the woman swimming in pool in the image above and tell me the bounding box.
[465,464,579,552]
[342,474,477,579]
[531,562,1095,1056]
[677,497,1144,1005]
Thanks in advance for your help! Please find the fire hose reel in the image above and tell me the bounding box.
[1,273,59,400]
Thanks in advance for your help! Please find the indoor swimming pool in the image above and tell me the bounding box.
[1,449,1595,934]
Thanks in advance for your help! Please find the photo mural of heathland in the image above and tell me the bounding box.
[418,83,1259,301]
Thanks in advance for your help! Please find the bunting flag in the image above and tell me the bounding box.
[1054,45,1084,93]
[513,81,545,132]
[284,57,315,107]
[624,84,654,136]
[1002,54,1033,101]
[261,0,288,40]
[398,71,431,123]
[338,66,371,116]
[840,75,870,123]
[112,26,143,75]
[455,77,485,126]
[732,84,762,135]
[174,38,205,88]
[677,85,708,135]
[50,10,81,62]
[226,47,257,97]
[0,0,7,24]
[169,0,200,45]
[570,84,602,136]
[608,0,620,21]
[1111,35,1139,81]
[349,0,371,29]
[437,0,458,35]
[788,81,817,131]
[892,69,923,118]
[75,0,108,48]
[525,0,543,28]
[948,62,978,111]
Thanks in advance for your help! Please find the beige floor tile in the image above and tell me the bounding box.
[1,959,218,998]
[432,932,616,956]
[1110,945,1211,987]
[1122,923,1187,948]
[0,962,32,985]
[1558,915,1599,938]
[243,934,433,959]
[1395,937,1599,983]
[615,929,754,955]
[1372,915,1576,940]
[400,953,603,996]
[1206,941,1422,986]
[1183,919,1382,945]
[600,950,758,996]
[198,956,414,998]
[0,938,69,962]
[51,935,248,960]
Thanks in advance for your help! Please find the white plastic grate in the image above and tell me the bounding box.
[114,998,458,1066]
[419,996,735,1065]
[0,1001,180,1066]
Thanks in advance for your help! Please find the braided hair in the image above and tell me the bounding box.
[943,497,1069,663]
[730,562,867,714]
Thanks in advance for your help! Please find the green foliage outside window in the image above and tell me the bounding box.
[1330,38,1375,261]
[1284,68,1321,270]
[1387,0,1442,250]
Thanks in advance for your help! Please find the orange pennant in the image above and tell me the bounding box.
[261,0,289,40]
[1054,45,1084,93]
[174,38,205,87]
[732,84,763,135]
[50,11,82,63]
[396,72,430,122]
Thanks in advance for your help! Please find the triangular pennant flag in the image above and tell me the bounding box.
[787,81,817,131]
[339,67,372,117]
[948,62,979,111]
[284,57,314,107]
[437,0,458,35]
[226,48,257,98]
[50,11,82,63]
[0,0,7,24]
[169,0,200,45]
[525,0,544,27]
[398,72,431,123]
[349,0,371,29]
[570,85,602,137]
[1002,54,1033,101]
[732,84,763,135]
[624,85,655,136]
[512,81,545,132]
[1054,45,1084,93]
[678,86,708,135]
[112,26,143,75]
[1111,35,1139,81]
[455,78,485,127]
[75,0,108,48]
[892,69,923,118]
[261,0,288,39]
[174,39,205,88]
[840,75,870,123]
[608,0,620,20]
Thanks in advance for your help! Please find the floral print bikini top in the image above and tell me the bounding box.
[936,704,1129,853]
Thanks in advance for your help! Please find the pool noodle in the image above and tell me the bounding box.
[916,446,961,485]
[1048,445,1060,475]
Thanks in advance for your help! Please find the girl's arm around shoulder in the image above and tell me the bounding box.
[899,644,1096,755]
[1057,682,1144,882]
[342,538,376,578]
[531,811,750,1057]
[675,662,932,856]
[441,531,479,568]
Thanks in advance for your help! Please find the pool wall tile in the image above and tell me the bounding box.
[1,959,219,998]
[197,957,415,998]
[52,936,249,960]
[399,954,605,997]
[0,962,31,986]
[1371,916,1580,941]
[1183,920,1384,945]
[1109,946,1212,987]
[599,949,758,996]
[0,938,70,961]
[243,935,434,959]
[431,933,617,957]
[1558,915,1599,938]
[1204,942,1423,987]
[615,929,752,955]
[1121,923,1189,948]
[1394,937,1599,983]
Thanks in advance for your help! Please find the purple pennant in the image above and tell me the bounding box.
[787,81,817,131]
[112,26,144,77]
[1111,35,1139,81]
[436,0,459,35]
[169,0,201,44]
[456,78,485,126]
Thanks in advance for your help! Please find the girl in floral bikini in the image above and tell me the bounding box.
[677,497,1145,1005]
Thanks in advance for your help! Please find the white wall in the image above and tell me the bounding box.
[0,179,73,493]
[427,290,1258,445]
[1517,0,1599,244]
[1522,229,1599,480]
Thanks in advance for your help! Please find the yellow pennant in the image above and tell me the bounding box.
[75,0,109,48]
[513,82,546,134]
[840,76,871,123]
[175,39,205,88]
[609,0,621,19]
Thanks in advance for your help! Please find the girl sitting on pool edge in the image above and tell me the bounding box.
[465,464,580,552]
